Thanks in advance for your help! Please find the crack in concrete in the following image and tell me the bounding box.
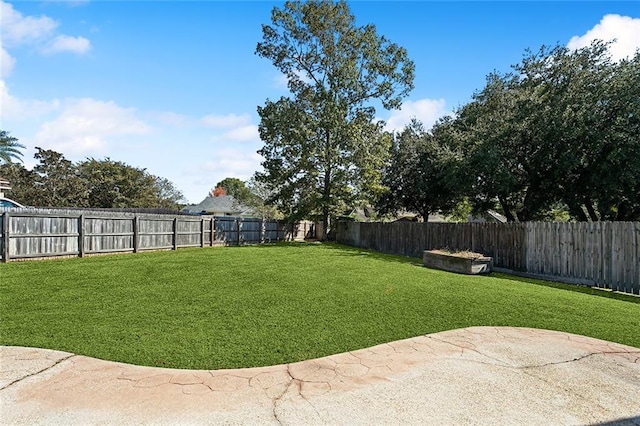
[270,364,328,425]
[493,327,509,340]
[271,364,295,426]
[426,336,513,367]
[288,366,327,421]
[521,351,640,370]
[427,335,640,371]
[297,385,323,421]
[0,354,75,391]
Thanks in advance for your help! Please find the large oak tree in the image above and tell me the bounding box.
[454,41,640,221]
[255,0,414,238]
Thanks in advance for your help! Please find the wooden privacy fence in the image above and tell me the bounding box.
[336,221,639,295]
[0,208,315,262]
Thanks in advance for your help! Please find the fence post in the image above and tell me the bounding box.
[200,218,205,248]
[172,217,178,250]
[211,216,216,247]
[133,216,139,253]
[236,218,241,246]
[78,214,85,258]
[261,218,265,244]
[1,212,9,262]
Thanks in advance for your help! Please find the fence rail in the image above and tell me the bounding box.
[0,208,315,262]
[336,221,639,295]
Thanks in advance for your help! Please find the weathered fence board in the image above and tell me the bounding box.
[0,208,315,262]
[336,221,639,295]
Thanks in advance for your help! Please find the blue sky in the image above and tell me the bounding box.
[2,1,639,204]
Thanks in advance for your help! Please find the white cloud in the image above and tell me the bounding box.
[222,125,259,142]
[0,80,61,119]
[274,74,289,90]
[32,98,151,156]
[43,35,91,55]
[201,113,259,142]
[1,46,16,77]
[0,0,91,73]
[191,148,262,187]
[0,1,58,46]
[568,14,640,62]
[384,98,449,132]
[151,111,191,127]
[201,113,251,128]
[273,70,314,91]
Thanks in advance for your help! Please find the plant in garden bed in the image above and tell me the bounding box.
[429,248,488,259]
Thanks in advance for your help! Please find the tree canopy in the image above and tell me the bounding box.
[375,41,639,222]
[377,119,464,221]
[215,177,252,201]
[457,41,640,221]
[255,0,414,237]
[0,131,25,164]
[0,148,185,209]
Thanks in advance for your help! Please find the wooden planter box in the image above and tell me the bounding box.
[423,250,493,275]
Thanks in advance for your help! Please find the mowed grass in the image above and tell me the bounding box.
[1,242,639,369]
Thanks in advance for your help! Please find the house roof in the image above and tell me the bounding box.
[0,177,10,198]
[182,195,254,216]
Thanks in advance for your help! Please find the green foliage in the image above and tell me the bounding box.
[446,198,474,223]
[0,162,38,205]
[0,130,25,164]
[1,244,638,369]
[0,148,185,209]
[33,148,90,207]
[255,0,414,236]
[244,176,282,220]
[446,41,640,221]
[78,158,185,209]
[215,177,252,202]
[153,176,186,209]
[377,119,466,221]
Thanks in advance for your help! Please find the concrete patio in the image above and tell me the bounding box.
[2,327,639,425]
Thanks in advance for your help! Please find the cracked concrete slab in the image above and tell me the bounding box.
[1,327,639,425]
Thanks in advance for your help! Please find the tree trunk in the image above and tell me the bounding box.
[566,200,589,221]
[321,131,332,241]
[498,197,517,222]
[322,206,330,241]
[585,198,600,222]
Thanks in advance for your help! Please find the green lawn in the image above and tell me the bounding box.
[1,242,638,369]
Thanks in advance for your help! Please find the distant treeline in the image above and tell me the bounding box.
[0,148,186,210]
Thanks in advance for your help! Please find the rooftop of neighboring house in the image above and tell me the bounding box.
[0,177,10,198]
[181,195,254,216]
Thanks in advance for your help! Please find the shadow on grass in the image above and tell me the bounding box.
[235,240,423,266]
[231,242,640,304]
[309,241,424,266]
[490,272,640,305]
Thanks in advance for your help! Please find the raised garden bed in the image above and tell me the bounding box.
[423,249,493,275]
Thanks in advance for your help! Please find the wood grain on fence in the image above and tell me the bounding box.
[336,220,639,295]
[0,208,315,262]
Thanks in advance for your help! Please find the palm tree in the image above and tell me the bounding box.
[0,130,25,164]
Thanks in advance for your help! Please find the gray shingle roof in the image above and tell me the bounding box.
[182,195,254,216]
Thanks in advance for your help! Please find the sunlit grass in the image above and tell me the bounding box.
[1,242,638,369]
